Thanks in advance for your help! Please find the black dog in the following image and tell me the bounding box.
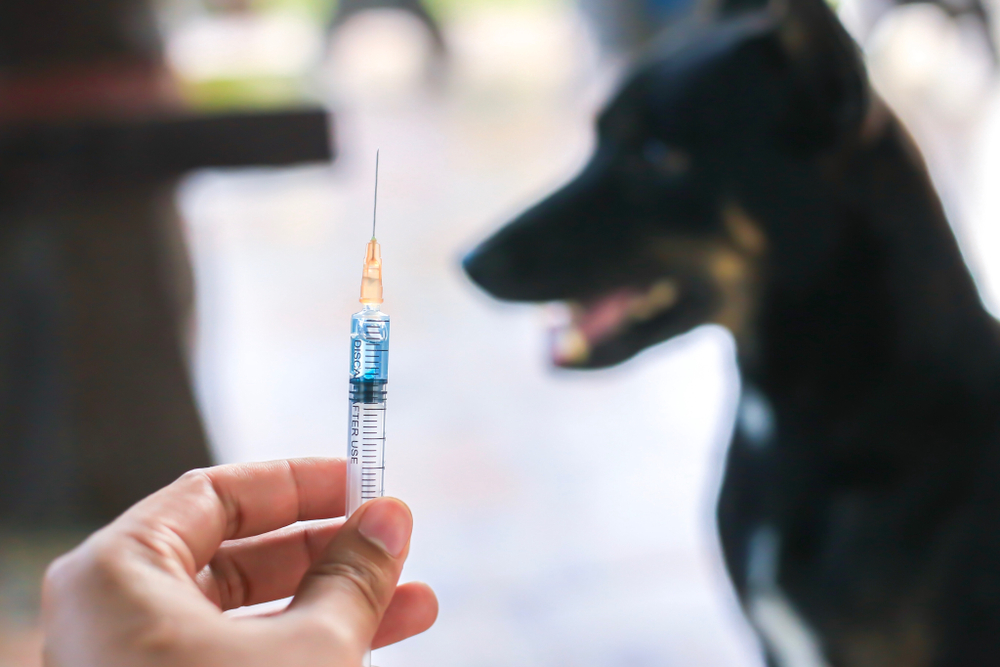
[464,0,1000,663]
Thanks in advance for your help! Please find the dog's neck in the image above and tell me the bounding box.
[736,119,1000,431]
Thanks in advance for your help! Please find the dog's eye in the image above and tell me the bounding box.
[643,141,690,178]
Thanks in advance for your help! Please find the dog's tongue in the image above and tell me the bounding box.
[548,279,681,367]
[577,289,637,342]
[551,288,637,366]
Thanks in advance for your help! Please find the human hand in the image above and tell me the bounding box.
[41,458,438,667]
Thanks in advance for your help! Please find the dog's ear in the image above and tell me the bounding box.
[766,0,869,153]
[696,0,868,152]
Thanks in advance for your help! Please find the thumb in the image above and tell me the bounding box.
[282,497,412,656]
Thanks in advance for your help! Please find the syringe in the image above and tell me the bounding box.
[346,157,390,667]
[348,153,389,521]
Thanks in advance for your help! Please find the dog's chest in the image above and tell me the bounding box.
[723,385,949,667]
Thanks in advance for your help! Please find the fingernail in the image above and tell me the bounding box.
[358,499,411,557]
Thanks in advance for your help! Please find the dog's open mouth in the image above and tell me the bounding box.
[548,279,683,368]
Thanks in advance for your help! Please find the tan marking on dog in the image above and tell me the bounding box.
[708,246,755,336]
[838,613,935,667]
[648,205,766,348]
[724,203,768,256]
[629,279,681,321]
[711,204,767,347]
[777,19,808,57]
[860,94,891,146]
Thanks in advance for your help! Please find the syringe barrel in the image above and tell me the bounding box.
[346,306,390,519]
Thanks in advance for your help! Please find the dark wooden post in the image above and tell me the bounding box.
[0,0,333,524]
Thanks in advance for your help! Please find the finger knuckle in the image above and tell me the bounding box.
[88,536,132,578]
[177,467,214,491]
[42,551,72,589]
[41,554,74,609]
[312,555,387,616]
[45,535,127,594]
[177,467,243,538]
[208,556,250,609]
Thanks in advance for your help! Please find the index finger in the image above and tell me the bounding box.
[113,458,346,578]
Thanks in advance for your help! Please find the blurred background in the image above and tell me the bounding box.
[3,0,1000,664]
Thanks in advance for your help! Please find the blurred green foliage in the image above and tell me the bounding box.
[247,0,336,21]
[178,76,313,110]
[424,0,566,17]
[178,0,568,110]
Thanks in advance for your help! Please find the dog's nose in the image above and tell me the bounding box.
[462,243,510,297]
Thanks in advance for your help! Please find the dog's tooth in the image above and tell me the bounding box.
[646,279,680,309]
[552,326,590,365]
[629,279,679,321]
[545,302,574,328]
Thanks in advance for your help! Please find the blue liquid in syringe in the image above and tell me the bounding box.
[346,305,389,517]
